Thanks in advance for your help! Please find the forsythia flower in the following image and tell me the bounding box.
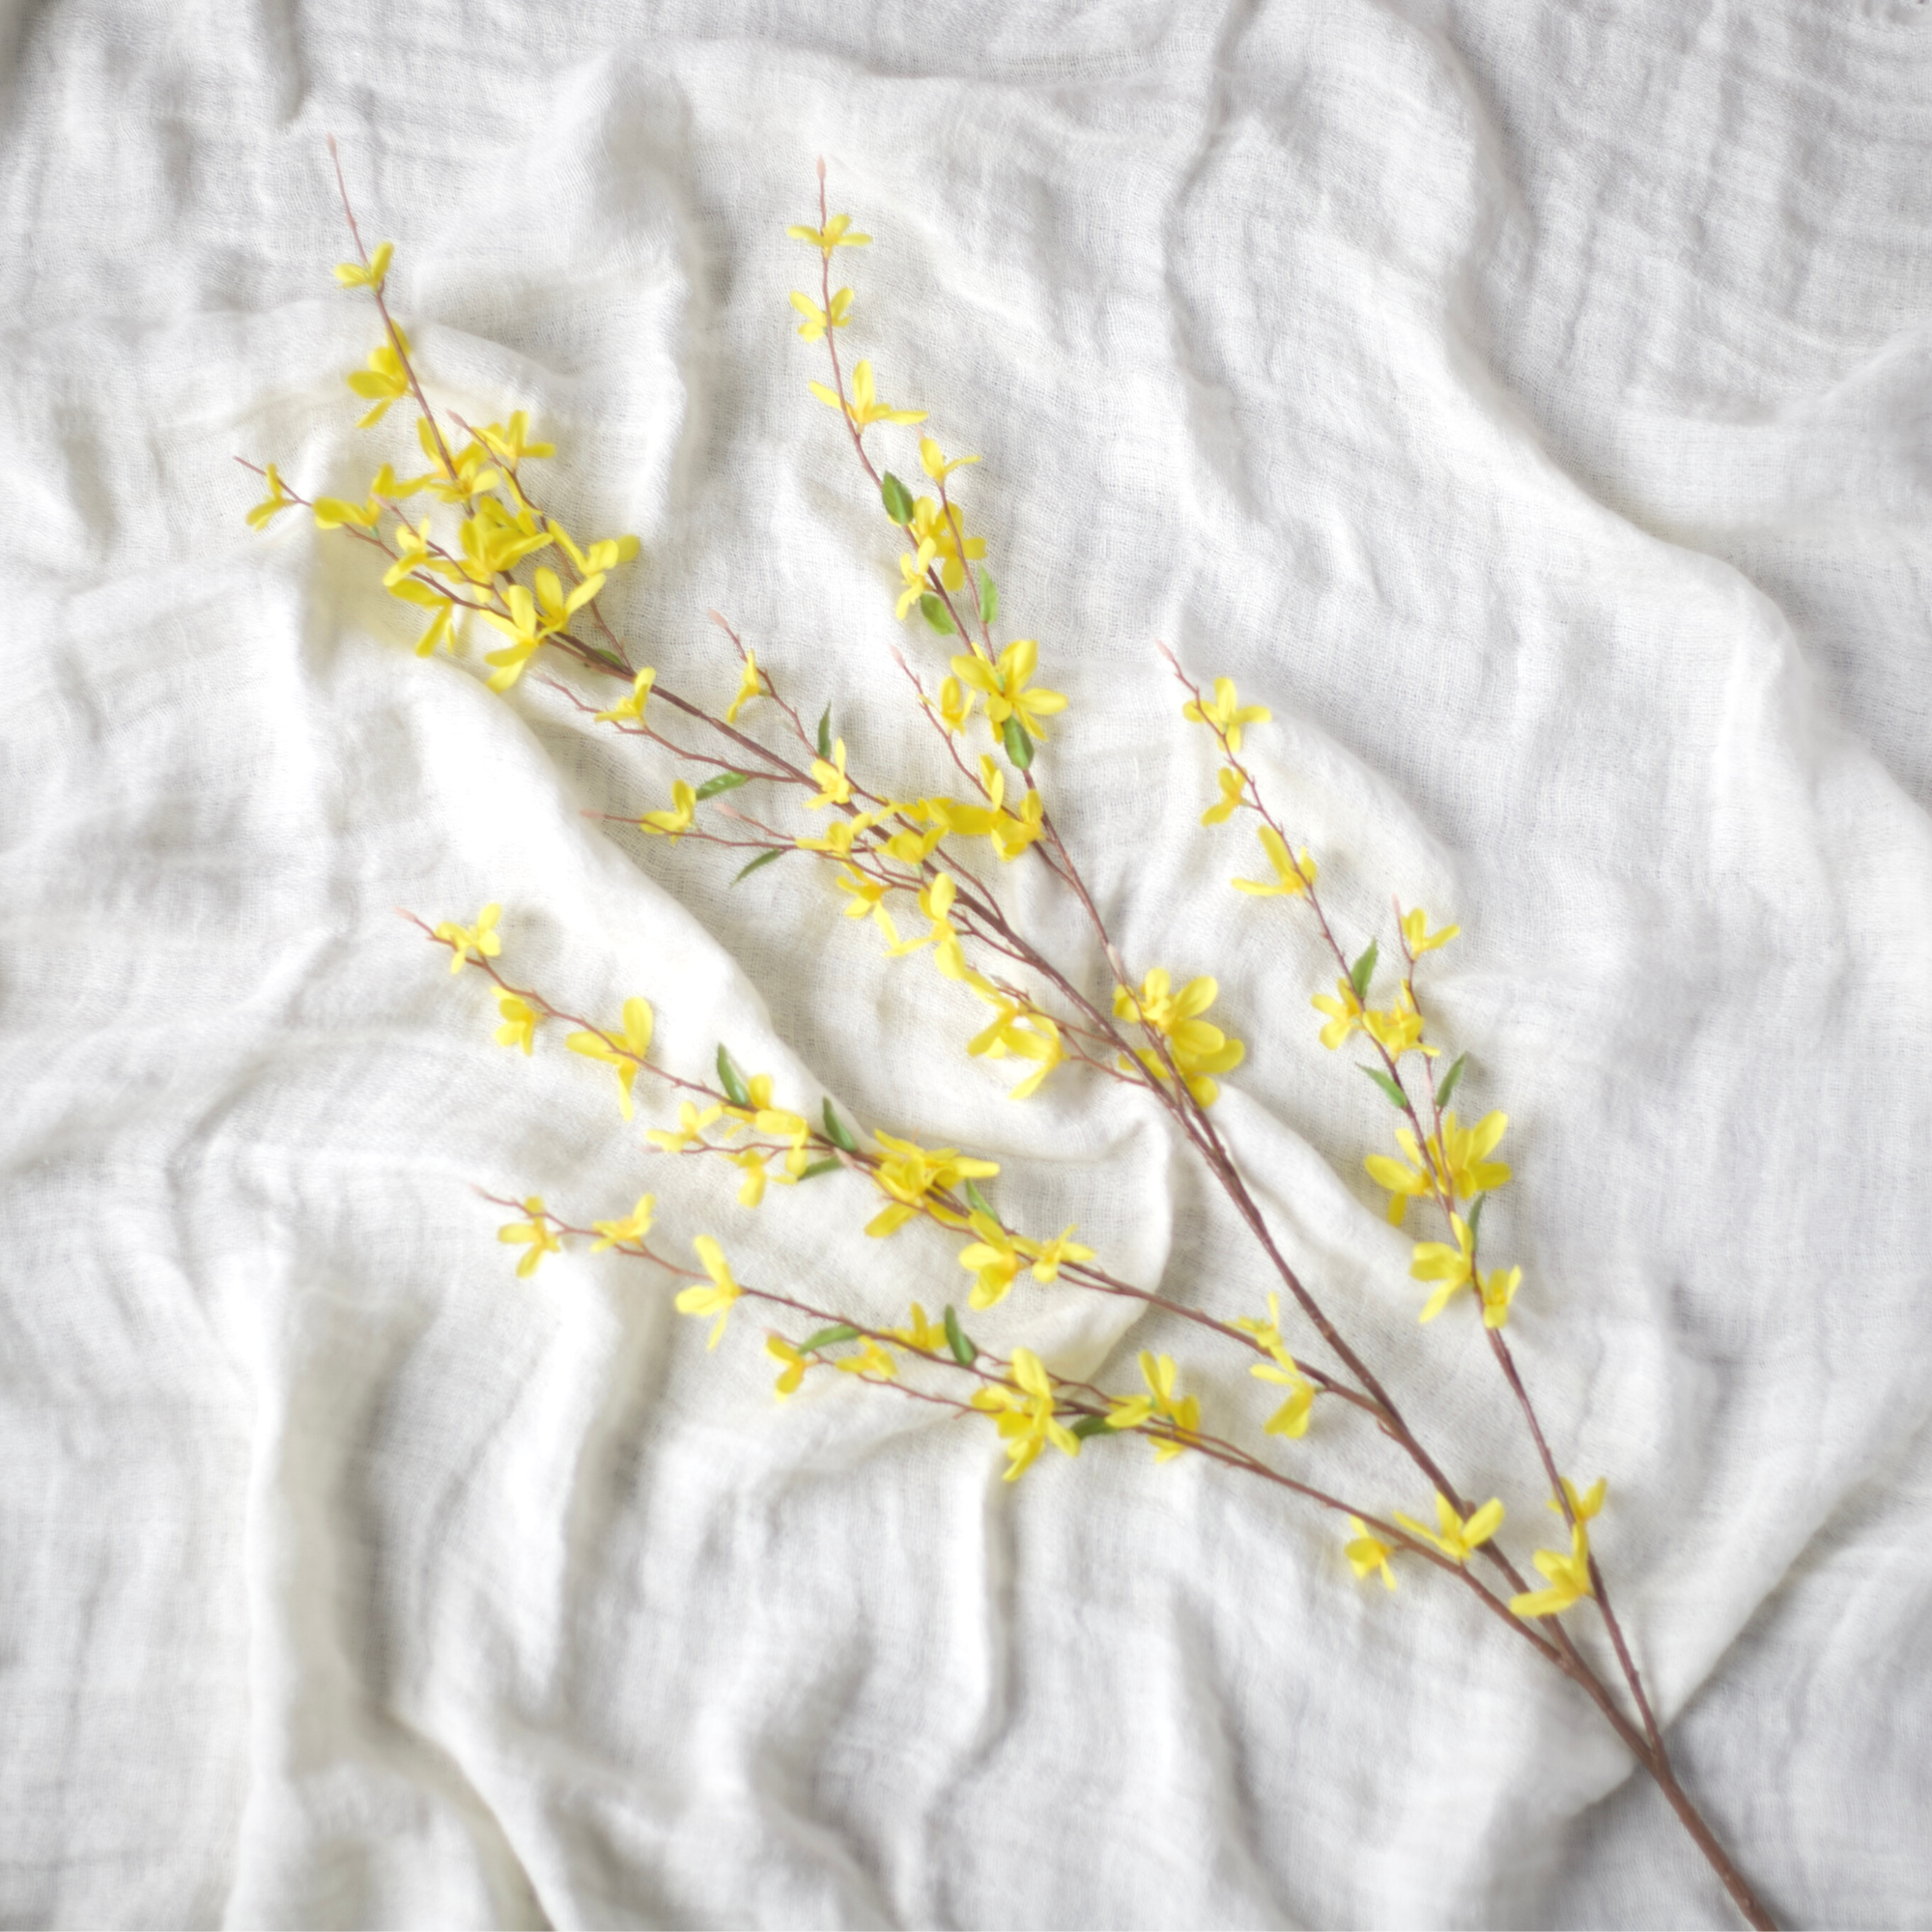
[810,358,925,431]
[1411,1212,1476,1321]
[1114,969,1246,1106]
[967,997,1066,1099]
[725,650,763,724]
[920,438,980,485]
[640,781,697,840]
[897,538,938,619]
[1363,984,1436,1060]
[1182,676,1270,753]
[888,872,964,974]
[1509,1524,1595,1619]
[1202,767,1247,826]
[435,902,501,973]
[807,740,852,810]
[674,1236,742,1350]
[333,242,394,290]
[1237,1297,1316,1438]
[646,1100,724,1152]
[497,1197,560,1278]
[1026,1225,1094,1283]
[951,639,1066,742]
[245,465,297,530]
[957,1211,1028,1309]
[1402,907,1460,956]
[531,563,605,636]
[787,211,871,253]
[551,523,640,579]
[788,286,854,340]
[971,1347,1079,1482]
[1549,1476,1607,1522]
[474,412,554,467]
[1310,977,1365,1050]
[565,996,655,1121]
[1364,1110,1510,1224]
[834,867,899,944]
[595,667,657,727]
[495,993,539,1055]
[731,1150,770,1208]
[936,675,973,733]
[1104,1350,1200,1463]
[591,1194,656,1252]
[866,1131,998,1237]
[1232,825,1317,897]
[1478,1264,1520,1329]
[767,1334,810,1397]
[908,497,985,591]
[892,1303,949,1352]
[346,328,412,428]
[479,583,552,693]
[834,1338,897,1380]
[1346,1516,1398,1590]
[390,576,457,657]
[1394,1492,1505,1564]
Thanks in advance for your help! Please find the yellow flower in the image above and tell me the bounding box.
[1310,978,1364,1050]
[389,575,457,657]
[245,465,297,531]
[565,996,655,1121]
[474,412,554,467]
[1346,1517,1397,1590]
[892,1303,949,1352]
[497,1196,560,1278]
[971,1348,1079,1481]
[1402,907,1460,956]
[1182,675,1270,753]
[834,1338,897,1380]
[345,328,412,428]
[788,286,854,340]
[724,651,763,724]
[951,639,1066,742]
[810,358,925,431]
[1235,1294,1313,1435]
[1509,1524,1595,1619]
[987,792,1047,864]
[866,1132,998,1237]
[936,676,973,734]
[595,667,657,727]
[1549,1476,1607,1522]
[333,242,394,290]
[1233,825,1316,897]
[768,1333,810,1397]
[591,1194,656,1252]
[1411,1213,1476,1322]
[1363,984,1435,1059]
[957,1211,1027,1309]
[532,563,604,635]
[1114,969,1245,1106]
[434,903,501,973]
[1201,767,1247,826]
[786,211,871,253]
[834,867,900,945]
[640,780,697,840]
[1104,1350,1200,1462]
[646,1100,724,1152]
[1478,1264,1520,1329]
[418,420,500,502]
[551,523,639,579]
[313,491,381,531]
[808,740,852,810]
[674,1236,742,1350]
[1027,1225,1094,1283]
[967,999,1065,1099]
[908,497,985,591]
[920,438,980,485]
[495,993,539,1055]
[1393,1492,1505,1565]
[887,872,964,973]
[731,1150,769,1208]
[1363,1129,1435,1226]
[896,538,939,619]
[479,583,552,694]
[1438,1109,1511,1197]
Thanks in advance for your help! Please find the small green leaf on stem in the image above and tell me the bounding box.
[797,1156,841,1180]
[1002,714,1034,770]
[1466,1194,1486,1238]
[1070,1415,1115,1439]
[822,1100,859,1152]
[980,569,999,625]
[1436,1053,1466,1109]
[1350,940,1379,1000]
[1358,1064,1407,1109]
[816,705,833,760]
[943,1304,977,1366]
[695,771,749,801]
[920,592,952,636]
[716,1044,751,1108]
[963,1178,995,1218]
[800,1324,861,1353]
[732,847,787,884]
[881,472,915,526]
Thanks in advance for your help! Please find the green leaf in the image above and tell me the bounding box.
[1358,1064,1407,1109]
[962,1178,995,1219]
[1070,1414,1115,1439]
[716,1044,751,1109]
[732,847,786,884]
[920,592,952,635]
[1435,1053,1466,1110]
[694,770,749,801]
[1002,714,1034,771]
[880,471,915,525]
[1350,939,1379,1001]
[800,1324,860,1353]
[797,1156,841,1180]
[943,1305,977,1367]
[980,569,998,626]
[821,1099,858,1152]
[1466,1194,1486,1238]
[816,705,833,760]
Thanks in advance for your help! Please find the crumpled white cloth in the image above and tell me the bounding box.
[2,0,1929,1924]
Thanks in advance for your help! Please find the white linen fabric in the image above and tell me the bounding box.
[3,1,1929,1925]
